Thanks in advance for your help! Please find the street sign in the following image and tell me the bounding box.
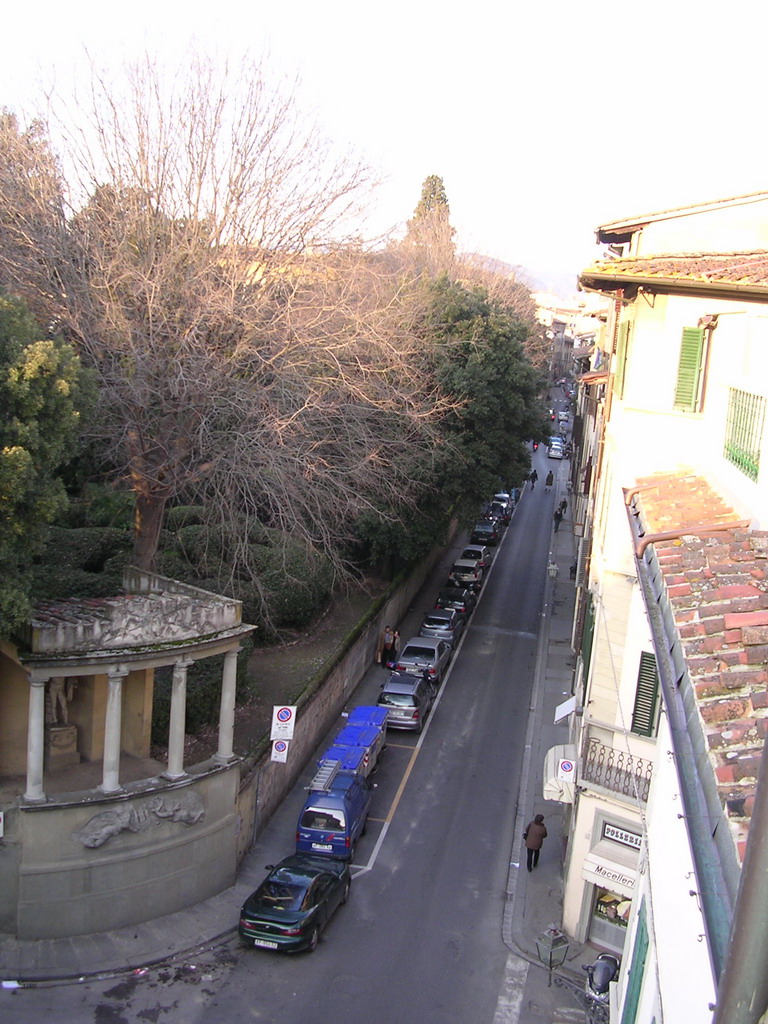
[557,758,575,781]
[271,739,289,763]
[270,705,297,741]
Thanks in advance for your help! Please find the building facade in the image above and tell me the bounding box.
[559,193,768,1023]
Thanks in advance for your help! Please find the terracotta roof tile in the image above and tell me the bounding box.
[581,251,768,294]
[632,472,767,860]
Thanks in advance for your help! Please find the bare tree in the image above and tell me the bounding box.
[0,56,450,580]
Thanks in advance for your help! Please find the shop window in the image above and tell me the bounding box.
[723,387,765,482]
[631,652,660,738]
[590,886,632,951]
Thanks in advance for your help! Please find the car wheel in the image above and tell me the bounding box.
[307,927,320,952]
[341,879,351,904]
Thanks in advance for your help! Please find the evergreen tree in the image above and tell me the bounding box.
[0,294,89,637]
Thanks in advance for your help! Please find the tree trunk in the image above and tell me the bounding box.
[132,491,168,572]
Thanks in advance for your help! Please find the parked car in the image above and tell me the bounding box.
[558,410,569,423]
[461,544,493,570]
[493,492,514,512]
[295,765,372,861]
[434,587,477,618]
[419,607,465,647]
[471,520,501,546]
[377,672,436,732]
[447,557,483,590]
[396,636,452,683]
[548,444,563,460]
[238,854,351,952]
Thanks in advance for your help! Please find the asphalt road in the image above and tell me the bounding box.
[6,477,555,1024]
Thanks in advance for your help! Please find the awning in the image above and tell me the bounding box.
[554,695,577,723]
[543,744,578,803]
[578,369,609,384]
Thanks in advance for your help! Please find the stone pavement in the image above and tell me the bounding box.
[1,464,599,1020]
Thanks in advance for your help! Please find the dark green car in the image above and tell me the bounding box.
[239,855,351,952]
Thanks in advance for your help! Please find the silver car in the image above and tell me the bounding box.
[395,636,452,684]
[419,607,465,648]
[377,673,436,732]
[448,558,483,591]
[461,544,493,570]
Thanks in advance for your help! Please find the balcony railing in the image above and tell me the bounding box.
[581,735,653,803]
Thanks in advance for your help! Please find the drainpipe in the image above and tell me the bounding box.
[635,520,751,558]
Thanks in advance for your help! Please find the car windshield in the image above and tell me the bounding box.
[400,645,435,661]
[300,808,345,831]
[379,691,417,708]
[255,880,306,911]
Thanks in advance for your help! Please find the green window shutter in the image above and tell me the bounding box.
[631,652,659,737]
[674,327,705,411]
[613,321,629,399]
[621,900,649,1024]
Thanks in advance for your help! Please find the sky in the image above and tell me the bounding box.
[4,0,768,297]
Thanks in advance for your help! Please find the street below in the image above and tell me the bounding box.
[5,462,570,1024]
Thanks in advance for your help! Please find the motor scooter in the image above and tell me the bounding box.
[582,953,620,1003]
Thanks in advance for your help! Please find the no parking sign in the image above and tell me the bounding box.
[271,705,297,741]
[558,757,575,782]
[271,739,289,763]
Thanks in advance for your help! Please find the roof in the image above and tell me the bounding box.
[630,472,767,861]
[579,251,768,302]
[596,191,768,245]
[578,370,609,384]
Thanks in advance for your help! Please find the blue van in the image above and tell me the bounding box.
[296,761,372,861]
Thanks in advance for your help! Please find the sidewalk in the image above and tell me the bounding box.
[1,474,592,1006]
[501,474,599,1016]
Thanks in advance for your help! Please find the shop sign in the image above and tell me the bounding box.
[602,822,642,850]
[583,852,636,891]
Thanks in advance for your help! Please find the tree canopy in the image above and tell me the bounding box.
[0,294,89,636]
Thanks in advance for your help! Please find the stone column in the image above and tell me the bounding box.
[100,665,129,793]
[165,657,194,780]
[214,646,242,765]
[24,677,48,803]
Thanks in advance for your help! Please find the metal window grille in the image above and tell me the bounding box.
[723,388,766,482]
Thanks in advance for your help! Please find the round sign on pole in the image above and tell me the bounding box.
[271,705,297,741]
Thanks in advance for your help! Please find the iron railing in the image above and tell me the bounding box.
[581,735,653,804]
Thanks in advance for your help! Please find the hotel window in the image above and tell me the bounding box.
[630,652,660,738]
[724,387,766,482]
[613,321,630,399]
[673,327,707,412]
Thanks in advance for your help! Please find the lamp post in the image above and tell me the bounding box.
[536,925,570,987]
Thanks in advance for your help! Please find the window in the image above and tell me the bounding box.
[620,899,649,1024]
[673,327,706,412]
[631,652,660,737]
[724,388,766,482]
[613,321,630,399]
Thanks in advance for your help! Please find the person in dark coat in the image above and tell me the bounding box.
[529,469,538,490]
[524,814,547,871]
[553,507,563,532]
[545,470,554,492]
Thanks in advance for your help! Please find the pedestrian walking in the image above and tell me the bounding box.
[529,469,538,490]
[553,507,563,532]
[524,814,547,871]
[545,470,554,492]
[559,499,568,516]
